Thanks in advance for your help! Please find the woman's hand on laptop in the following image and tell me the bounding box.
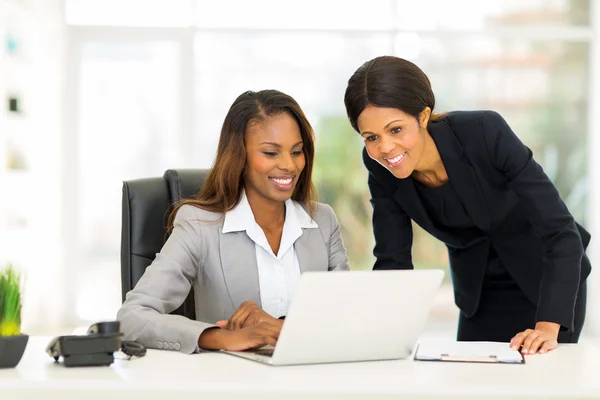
[198,322,280,351]
[216,301,284,331]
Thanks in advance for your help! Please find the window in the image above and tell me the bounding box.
[57,0,596,337]
[72,40,183,320]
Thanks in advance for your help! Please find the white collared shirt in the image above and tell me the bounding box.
[222,192,318,318]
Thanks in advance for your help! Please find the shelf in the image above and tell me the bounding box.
[483,98,586,110]
[3,0,36,16]
[470,55,553,68]
[2,53,34,68]
[3,171,34,182]
[1,109,27,120]
[487,11,567,25]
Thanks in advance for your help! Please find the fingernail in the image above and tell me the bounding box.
[539,350,545,354]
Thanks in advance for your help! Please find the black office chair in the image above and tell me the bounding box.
[120,169,209,320]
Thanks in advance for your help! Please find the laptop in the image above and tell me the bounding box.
[222,269,444,366]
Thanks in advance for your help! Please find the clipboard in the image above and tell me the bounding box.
[414,341,525,364]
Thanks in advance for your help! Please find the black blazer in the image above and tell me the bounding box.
[364,110,591,331]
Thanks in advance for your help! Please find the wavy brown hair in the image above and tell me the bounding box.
[344,56,446,132]
[168,90,317,230]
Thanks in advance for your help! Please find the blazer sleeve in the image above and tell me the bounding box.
[116,205,215,354]
[482,111,584,331]
[363,149,414,270]
[322,204,350,271]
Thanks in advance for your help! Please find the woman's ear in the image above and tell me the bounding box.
[419,107,432,127]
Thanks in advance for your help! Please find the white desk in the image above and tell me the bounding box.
[1,336,599,400]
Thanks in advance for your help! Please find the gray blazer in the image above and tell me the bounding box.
[117,202,350,354]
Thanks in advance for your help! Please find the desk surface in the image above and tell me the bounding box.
[1,336,600,400]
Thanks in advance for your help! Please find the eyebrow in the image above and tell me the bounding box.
[260,141,304,147]
[360,119,404,136]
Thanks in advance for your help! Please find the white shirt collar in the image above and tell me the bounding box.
[222,191,318,234]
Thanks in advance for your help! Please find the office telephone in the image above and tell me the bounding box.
[46,321,146,367]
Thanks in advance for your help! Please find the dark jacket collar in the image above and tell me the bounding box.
[393,119,491,237]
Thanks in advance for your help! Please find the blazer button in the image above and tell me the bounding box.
[157,341,163,349]
[174,343,181,351]
[168,343,174,350]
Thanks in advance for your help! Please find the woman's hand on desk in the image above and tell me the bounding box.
[510,322,560,355]
[216,301,283,331]
[198,322,280,351]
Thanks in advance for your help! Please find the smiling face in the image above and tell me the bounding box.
[244,112,306,205]
[357,105,431,179]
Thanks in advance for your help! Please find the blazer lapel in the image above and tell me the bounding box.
[393,178,436,234]
[295,228,328,273]
[430,121,491,232]
[219,230,262,308]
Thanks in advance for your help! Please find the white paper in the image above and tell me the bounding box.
[415,340,523,363]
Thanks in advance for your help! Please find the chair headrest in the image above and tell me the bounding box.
[164,169,209,203]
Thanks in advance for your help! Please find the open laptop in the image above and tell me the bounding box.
[222,269,444,366]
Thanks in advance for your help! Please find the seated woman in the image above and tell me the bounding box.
[117,90,350,354]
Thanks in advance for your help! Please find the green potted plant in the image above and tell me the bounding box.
[0,264,28,368]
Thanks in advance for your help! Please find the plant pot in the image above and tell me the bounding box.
[0,334,28,368]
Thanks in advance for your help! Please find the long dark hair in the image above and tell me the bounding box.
[169,90,317,230]
[344,56,445,132]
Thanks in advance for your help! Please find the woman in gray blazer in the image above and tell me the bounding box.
[117,90,350,354]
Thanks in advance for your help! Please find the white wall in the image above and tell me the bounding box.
[0,0,66,334]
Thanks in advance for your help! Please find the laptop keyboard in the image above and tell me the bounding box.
[251,348,275,357]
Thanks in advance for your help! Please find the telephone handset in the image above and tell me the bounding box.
[46,321,146,367]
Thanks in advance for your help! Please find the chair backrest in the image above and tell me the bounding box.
[121,169,209,319]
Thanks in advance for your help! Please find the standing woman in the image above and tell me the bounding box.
[344,56,591,355]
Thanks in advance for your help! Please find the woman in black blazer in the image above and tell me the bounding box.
[344,56,591,355]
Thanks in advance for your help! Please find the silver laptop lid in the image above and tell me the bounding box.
[270,269,444,365]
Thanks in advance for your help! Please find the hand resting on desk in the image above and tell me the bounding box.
[510,321,560,355]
